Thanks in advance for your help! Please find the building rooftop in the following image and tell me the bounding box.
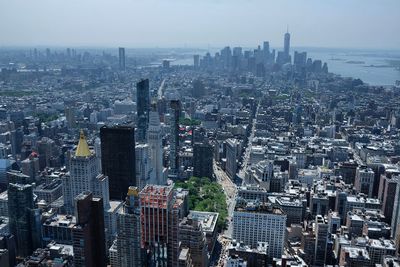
[369,239,396,250]
[43,214,76,228]
[235,199,285,215]
[342,246,370,260]
[188,210,219,233]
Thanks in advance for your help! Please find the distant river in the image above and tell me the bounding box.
[172,48,400,86]
[305,48,400,86]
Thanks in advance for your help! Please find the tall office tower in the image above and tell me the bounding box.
[284,30,290,57]
[379,175,399,223]
[70,130,97,197]
[232,47,243,57]
[232,200,286,259]
[148,110,165,185]
[314,215,329,266]
[354,166,375,197]
[37,137,57,170]
[294,51,307,68]
[0,234,16,267]
[232,47,242,71]
[65,107,76,128]
[221,46,232,69]
[179,216,209,267]
[193,142,213,179]
[100,125,136,200]
[116,187,142,267]
[225,138,239,180]
[169,100,181,178]
[8,183,41,258]
[135,143,151,189]
[139,185,188,267]
[193,55,200,69]
[263,41,270,54]
[66,130,110,213]
[72,192,106,267]
[136,79,150,142]
[271,49,276,63]
[119,47,126,70]
[391,178,400,254]
[94,137,102,173]
[263,41,270,64]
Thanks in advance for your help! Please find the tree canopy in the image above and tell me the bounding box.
[175,176,228,230]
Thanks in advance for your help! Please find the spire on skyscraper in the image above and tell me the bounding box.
[75,130,91,157]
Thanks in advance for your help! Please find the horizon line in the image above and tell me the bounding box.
[1,44,400,52]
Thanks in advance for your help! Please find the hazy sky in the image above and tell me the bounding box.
[0,0,399,49]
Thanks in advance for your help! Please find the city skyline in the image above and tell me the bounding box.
[0,0,399,49]
[0,1,400,266]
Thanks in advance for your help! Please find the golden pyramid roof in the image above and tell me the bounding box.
[75,130,91,157]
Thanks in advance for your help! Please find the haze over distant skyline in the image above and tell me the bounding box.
[0,0,399,49]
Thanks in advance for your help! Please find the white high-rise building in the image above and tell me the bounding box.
[147,110,165,185]
[135,143,151,189]
[66,131,118,249]
[70,132,99,198]
[232,200,286,258]
[65,131,110,212]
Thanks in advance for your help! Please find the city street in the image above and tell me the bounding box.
[238,100,260,182]
[213,161,237,267]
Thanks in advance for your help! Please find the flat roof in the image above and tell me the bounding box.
[189,210,219,233]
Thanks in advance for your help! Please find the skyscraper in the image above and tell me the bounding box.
[148,109,165,185]
[70,130,98,195]
[193,142,213,179]
[65,107,76,128]
[139,185,188,266]
[72,192,106,267]
[225,138,239,180]
[119,47,126,70]
[135,143,151,189]
[284,31,290,57]
[136,79,150,142]
[65,130,110,213]
[8,183,41,258]
[116,187,142,267]
[263,41,270,64]
[169,100,181,178]
[100,125,136,200]
[193,55,200,69]
[314,215,329,266]
[294,51,307,68]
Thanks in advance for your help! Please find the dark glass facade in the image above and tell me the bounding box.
[136,79,150,142]
[73,192,106,267]
[100,125,136,200]
[193,142,213,179]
